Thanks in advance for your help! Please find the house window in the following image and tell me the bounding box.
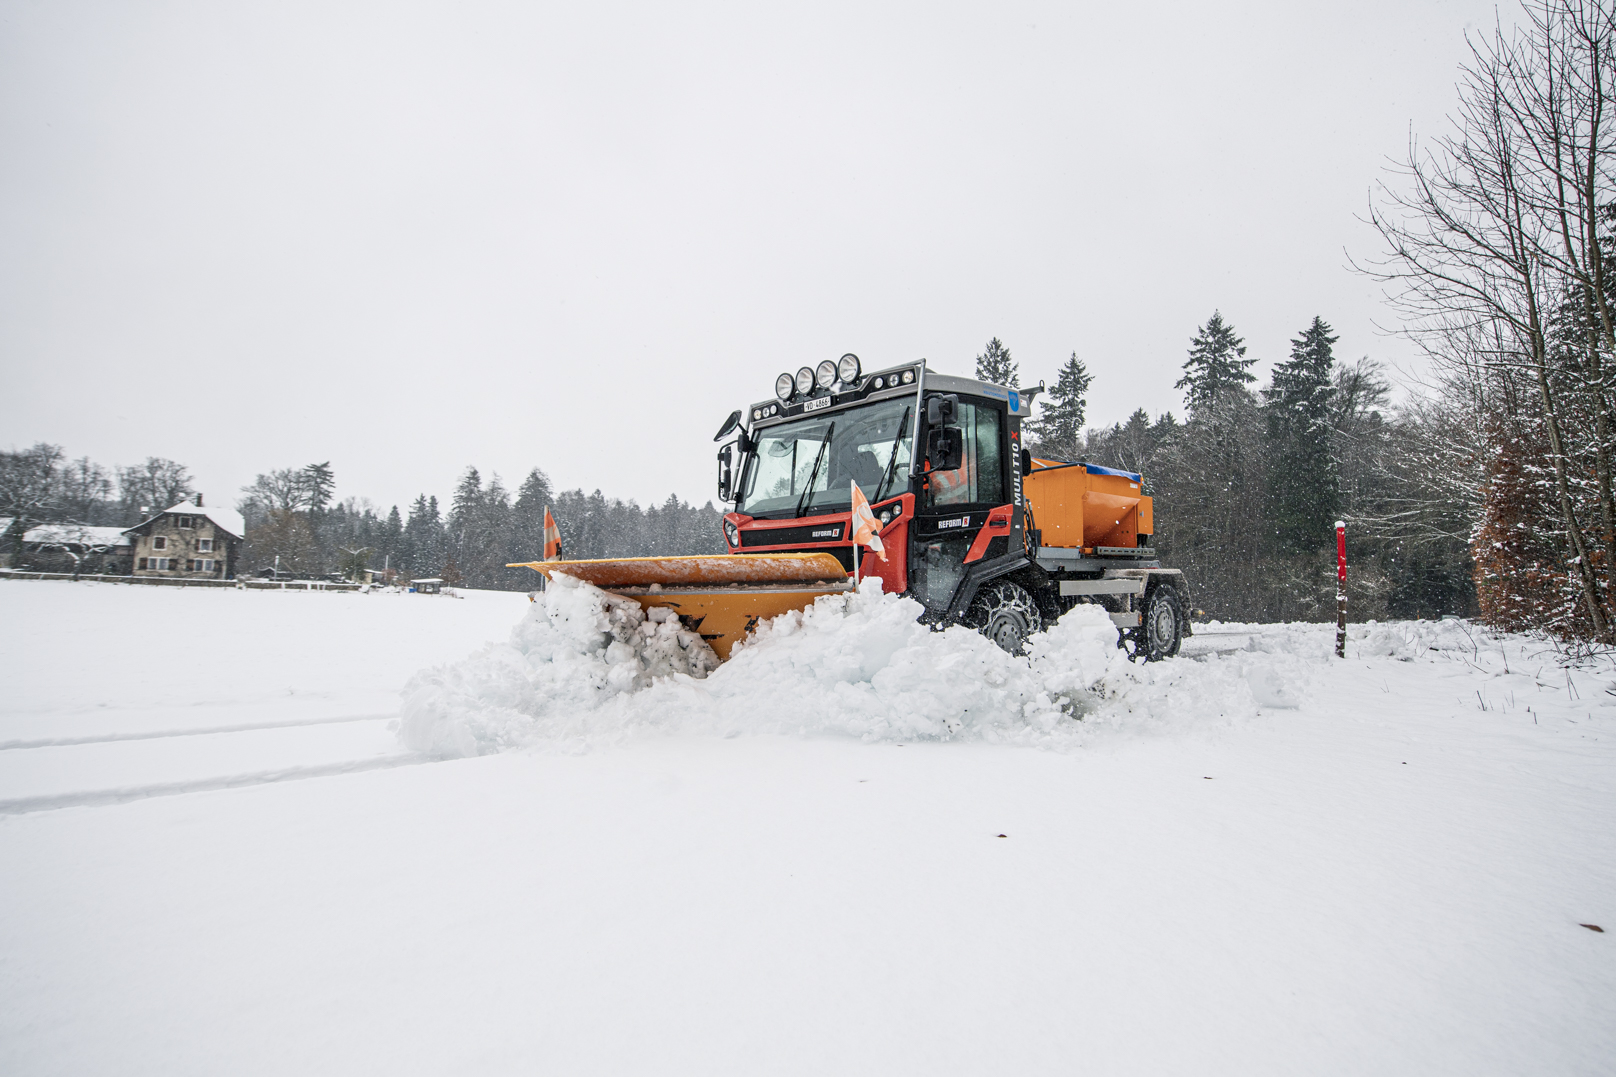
[140,557,170,571]
[153,536,167,551]
[176,515,193,529]
[197,539,214,553]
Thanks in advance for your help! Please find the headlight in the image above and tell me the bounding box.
[752,409,762,420]
[723,521,740,546]
[775,373,794,401]
[795,366,815,395]
[816,360,837,389]
[902,369,915,384]
[873,376,885,389]
[838,353,860,383]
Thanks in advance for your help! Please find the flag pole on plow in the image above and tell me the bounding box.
[543,506,563,562]
[850,480,887,588]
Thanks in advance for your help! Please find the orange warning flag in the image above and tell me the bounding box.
[849,481,887,561]
[543,506,563,561]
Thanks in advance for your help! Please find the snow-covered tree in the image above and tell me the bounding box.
[0,443,64,556]
[509,468,555,565]
[1176,312,1255,414]
[975,337,1019,387]
[117,457,193,519]
[303,462,335,511]
[1031,352,1093,459]
[1264,317,1340,554]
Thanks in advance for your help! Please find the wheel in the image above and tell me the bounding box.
[967,580,1044,655]
[1124,586,1183,662]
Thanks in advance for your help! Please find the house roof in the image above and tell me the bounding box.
[125,500,246,540]
[25,524,133,548]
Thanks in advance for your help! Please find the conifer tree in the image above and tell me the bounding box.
[509,467,555,565]
[1033,352,1093,459]
[302,462,335,511]
[1264,317,1340,553]
[1176,312,1255,413]
[974,337,1019,387]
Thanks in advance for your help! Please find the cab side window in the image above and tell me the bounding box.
[926,402,1004,507]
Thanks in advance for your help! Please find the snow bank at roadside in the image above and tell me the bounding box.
[400,576,1314,758]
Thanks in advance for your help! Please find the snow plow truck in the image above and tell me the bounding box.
[513,355,1192,662]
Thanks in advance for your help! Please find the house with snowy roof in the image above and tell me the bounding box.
[124,495,244,579]
[20,523,135,575]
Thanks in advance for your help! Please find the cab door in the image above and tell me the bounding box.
[908,397,1011,614]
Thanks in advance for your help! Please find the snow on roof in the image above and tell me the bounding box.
[25,524,133,548]
[126,500,247,540]
[413,578,445,584]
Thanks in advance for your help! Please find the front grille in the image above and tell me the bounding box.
[740,522,846,547]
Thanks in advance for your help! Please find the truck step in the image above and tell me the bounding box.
[1060,578,1145,597]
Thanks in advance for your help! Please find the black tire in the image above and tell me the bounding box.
[967,580,1044,655]
[1126,586,1183,662]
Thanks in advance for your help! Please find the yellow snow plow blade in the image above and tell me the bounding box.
[508,553,852,661]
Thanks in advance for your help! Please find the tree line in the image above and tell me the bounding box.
[0,447,723,589]
[1360,0,1615,644]
[976,315,1465,625]
[235,465,723,589]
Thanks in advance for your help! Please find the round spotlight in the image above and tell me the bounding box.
[902,370,915,384]
[837,353,861,383]
[795,366,815,395]
[873,376,885,389]
[752,409,762,420]
[816,360,837,389]
[775,373,794,401]
[768,404,778,416]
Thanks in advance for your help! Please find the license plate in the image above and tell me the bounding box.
[803,396,831,412]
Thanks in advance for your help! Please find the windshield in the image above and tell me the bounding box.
[737,398,914,517]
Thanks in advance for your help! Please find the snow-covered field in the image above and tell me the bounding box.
[1,577,1612,1075]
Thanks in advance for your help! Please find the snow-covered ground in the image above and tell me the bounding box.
[1,578,1611,1075]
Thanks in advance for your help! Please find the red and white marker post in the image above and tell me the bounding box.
[1335,520,1347,658]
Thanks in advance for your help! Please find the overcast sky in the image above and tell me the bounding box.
[1,0,1516,514]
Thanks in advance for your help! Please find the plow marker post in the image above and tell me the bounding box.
[1335,520,1347,659]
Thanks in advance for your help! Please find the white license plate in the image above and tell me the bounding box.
[803,396,831,412]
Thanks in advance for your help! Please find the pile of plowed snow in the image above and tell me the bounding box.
[399,576,1323,757]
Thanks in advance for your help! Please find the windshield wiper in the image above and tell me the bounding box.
[872,406,911,504]
[795,423,834,518]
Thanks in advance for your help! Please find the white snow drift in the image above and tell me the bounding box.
[399,575,1310,757]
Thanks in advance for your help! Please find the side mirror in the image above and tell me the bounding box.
[716,445,734,502]
[713,410,743,442]
[926,425,964,473]
[926,394,958,426]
